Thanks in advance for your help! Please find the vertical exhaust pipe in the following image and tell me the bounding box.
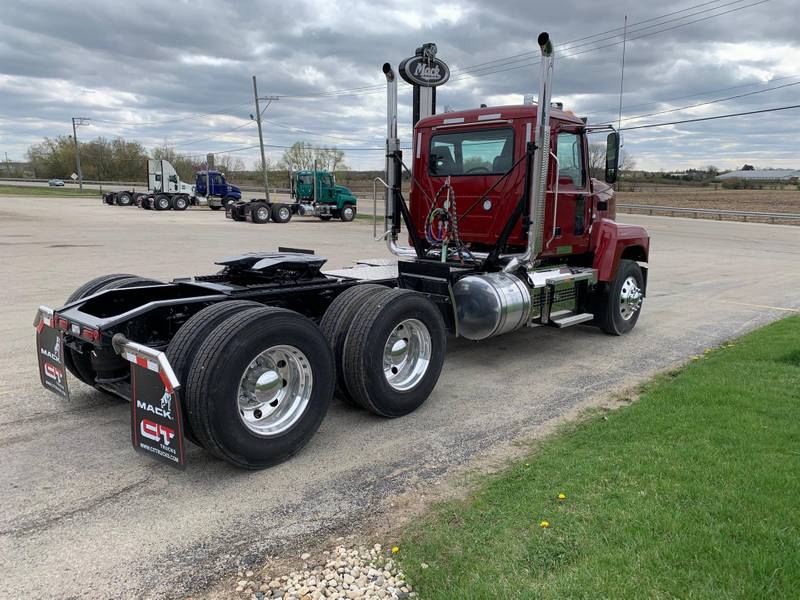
[504,32,554,273]
[383,63,417,258]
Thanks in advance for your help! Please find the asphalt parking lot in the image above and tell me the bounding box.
[2,195,799,599]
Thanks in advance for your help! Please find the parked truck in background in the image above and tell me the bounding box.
[226,169,357,223]
[102,160,242,211]
[35,33,648,471]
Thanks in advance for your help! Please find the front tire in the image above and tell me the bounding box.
[342,289,446,417]
[185,307,335,469]
[594,259,644,335]
[340,204,356,222]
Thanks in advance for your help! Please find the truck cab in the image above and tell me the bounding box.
[195,170,242,209]
[410,104,648,281]
[293,170,358,214]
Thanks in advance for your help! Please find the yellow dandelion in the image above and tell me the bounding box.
[690,355,700,362]
[558,493,566,501]
[540,520,550,529]
[391,546,399,554]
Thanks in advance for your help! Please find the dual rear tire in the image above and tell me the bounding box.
[321,287,446,417]
[177,306,335,469]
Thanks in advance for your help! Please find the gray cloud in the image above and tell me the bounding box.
[0,0,797,170]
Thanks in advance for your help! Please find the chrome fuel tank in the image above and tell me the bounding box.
[453,272,531,340]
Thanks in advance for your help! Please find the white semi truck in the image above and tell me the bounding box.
[103,159,242,211]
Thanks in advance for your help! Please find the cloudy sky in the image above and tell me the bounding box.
[1,0,797,172]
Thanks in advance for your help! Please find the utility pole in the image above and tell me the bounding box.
[71,117,90,191]
[252,76,278,202]
[617,15,628,132]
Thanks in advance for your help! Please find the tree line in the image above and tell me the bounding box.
[23,136,350,182]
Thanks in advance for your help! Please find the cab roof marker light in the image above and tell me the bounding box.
[443,117,464,124]
[478,113,502,121]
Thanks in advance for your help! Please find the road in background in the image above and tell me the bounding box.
[1,195,798,598]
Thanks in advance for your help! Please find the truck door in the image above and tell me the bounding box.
[545,129,590,255]
[320,174,334,201]
[211,173,225,197]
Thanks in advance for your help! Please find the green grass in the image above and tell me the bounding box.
[0,184,100,197]
[398,317,800,599]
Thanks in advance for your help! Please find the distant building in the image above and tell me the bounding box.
[716,169,799,182]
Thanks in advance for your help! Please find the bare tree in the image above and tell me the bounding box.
[588,142,605,180]
[620,150,636,171]
[279,141,349,173]
[279,142,315,171]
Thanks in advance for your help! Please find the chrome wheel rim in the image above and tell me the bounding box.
[279,207,290,220]
[176,199,186,209]
[343,207,354,220]
[382,318,431,391]
[237,344,313,436]
[619,275,643,320]
[256,207,269,221]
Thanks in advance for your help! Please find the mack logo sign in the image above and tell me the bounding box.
[399,54,450,87]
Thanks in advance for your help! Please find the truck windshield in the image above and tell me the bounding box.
[299,174,313,185]
[429,128,514,176]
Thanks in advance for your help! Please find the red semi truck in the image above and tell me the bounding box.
[34,32,647,470]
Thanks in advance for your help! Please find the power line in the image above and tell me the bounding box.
[169,120,255,147]
[585,72,800,118]
[619,103,800,130]
[617,79,800,123]
[445,0,772,84]
[91,100,252,126]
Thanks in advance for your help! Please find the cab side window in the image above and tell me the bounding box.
[556,132,585,188]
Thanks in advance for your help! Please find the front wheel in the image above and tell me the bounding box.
[340,204,356,222]
[184,307,334,469]
[594,259,644,335]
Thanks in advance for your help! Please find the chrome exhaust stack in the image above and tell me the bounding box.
[504,32,554,273]
[382,63,417,258]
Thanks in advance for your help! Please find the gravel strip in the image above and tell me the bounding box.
[232,543,416,600]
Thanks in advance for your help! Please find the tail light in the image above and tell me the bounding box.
[82,327,101,342]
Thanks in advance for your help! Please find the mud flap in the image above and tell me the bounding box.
[112,334,186,470]
[34,306,70,400]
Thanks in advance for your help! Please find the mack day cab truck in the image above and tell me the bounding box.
[226,169,358,223]
[34,33,648,470]
[102,159,242,211]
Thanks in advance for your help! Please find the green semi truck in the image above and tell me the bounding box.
[226,170,357,223]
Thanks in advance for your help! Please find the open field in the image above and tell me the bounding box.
[399,316,800,599]
[0,194,799,598]
[618,187,800,224]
